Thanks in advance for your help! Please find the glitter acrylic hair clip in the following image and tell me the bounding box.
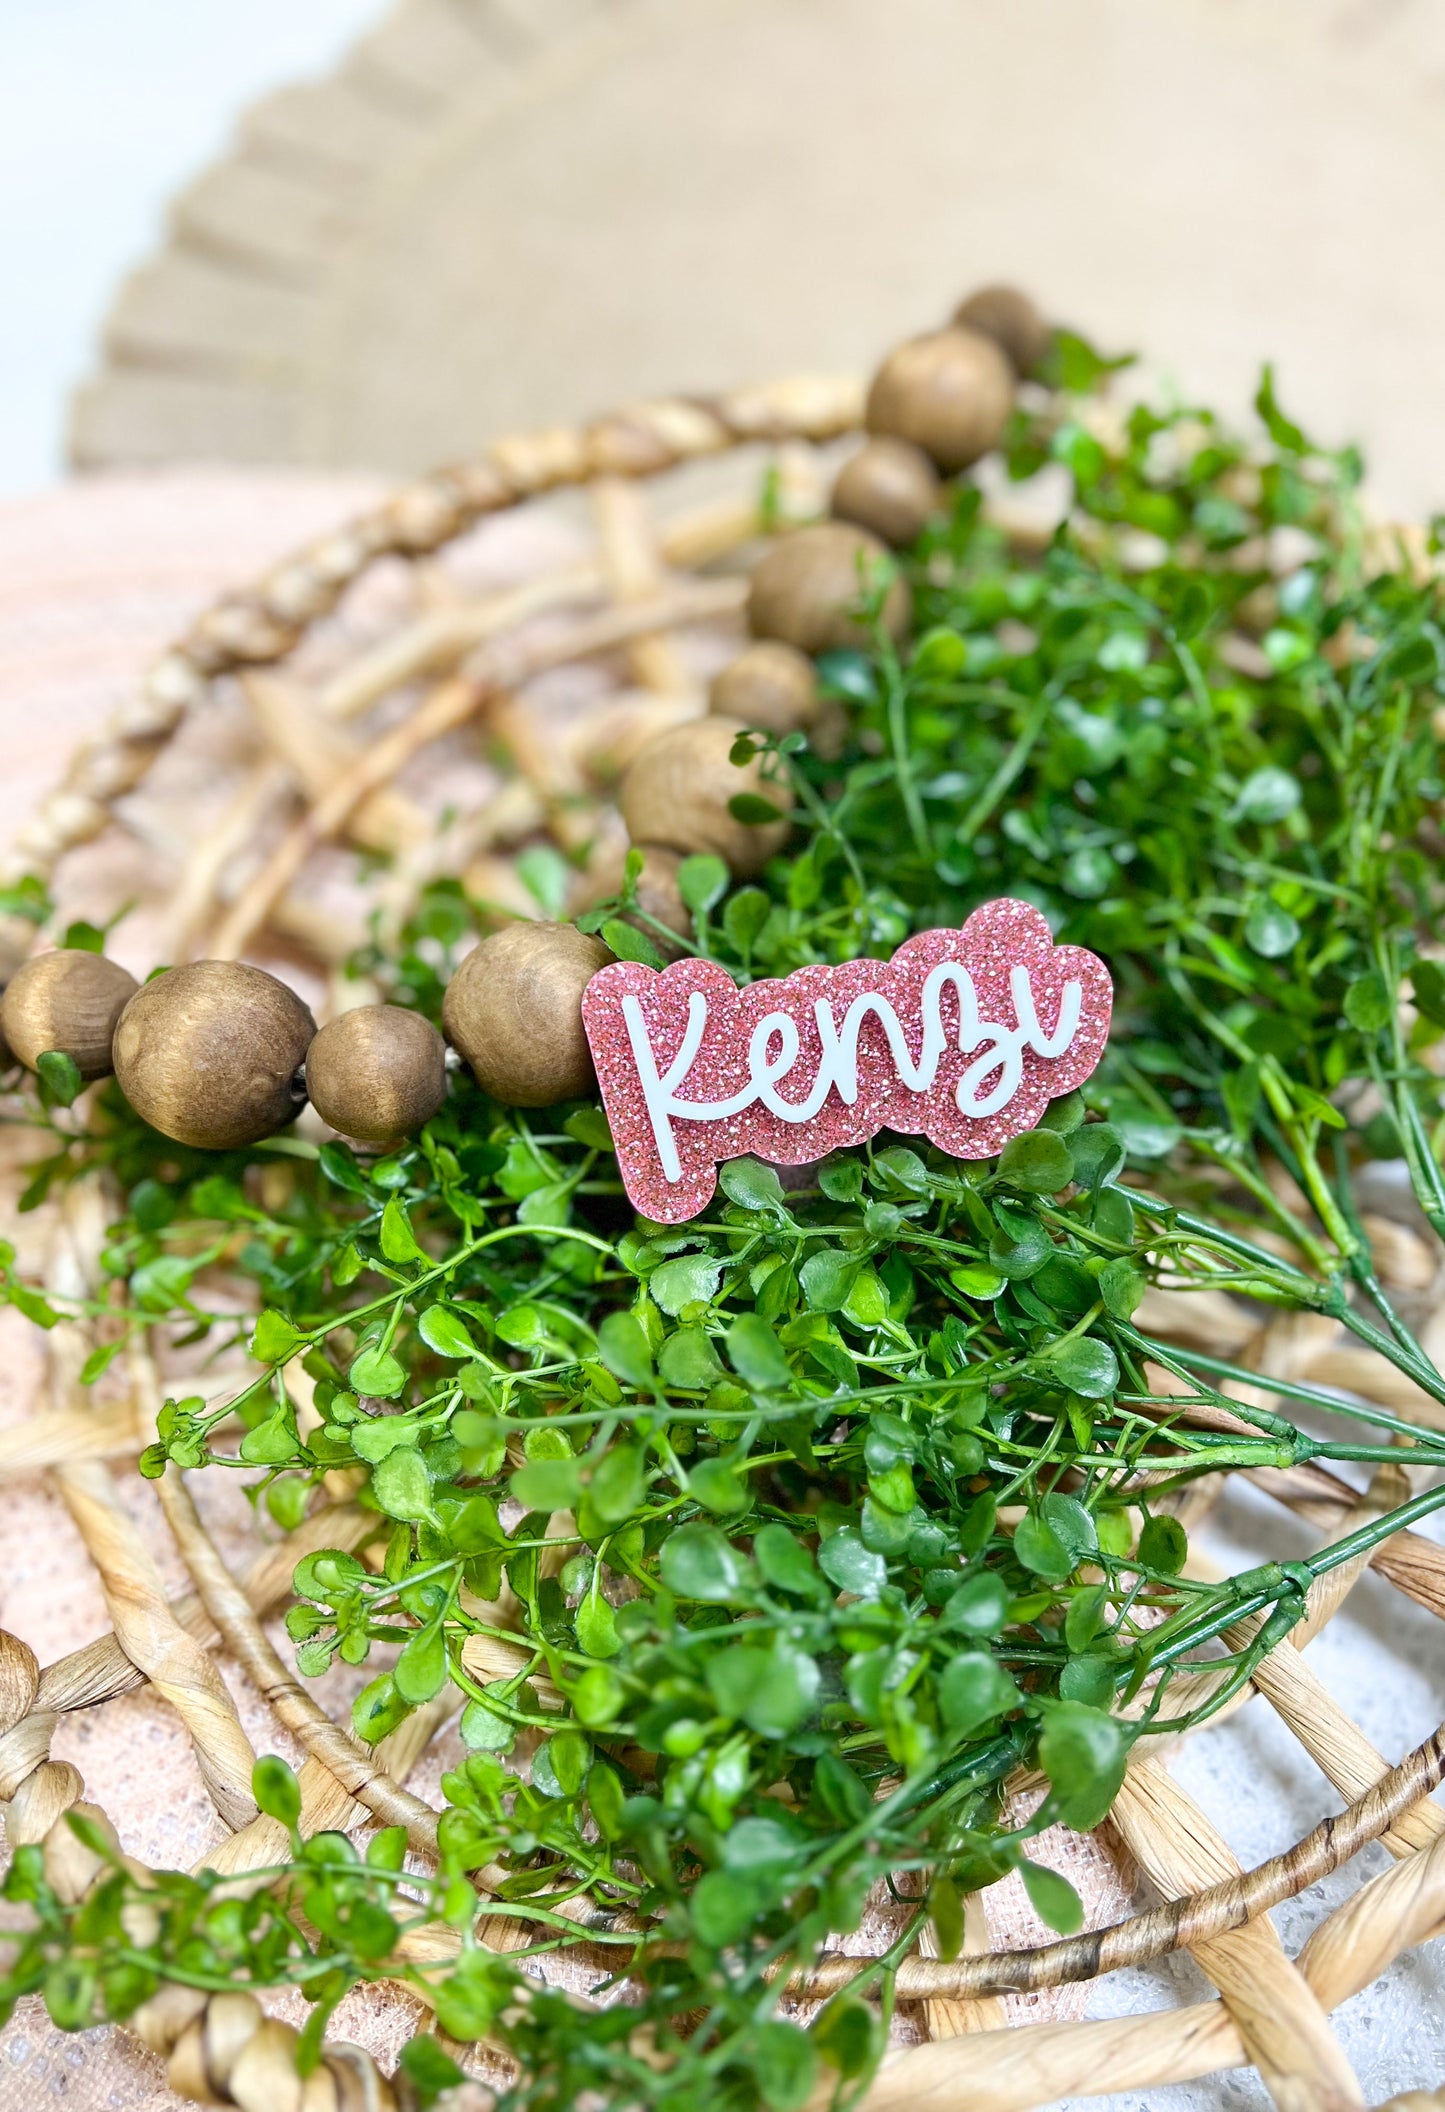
[582,897,1114,1223]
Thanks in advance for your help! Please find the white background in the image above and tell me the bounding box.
[0,0,377,496]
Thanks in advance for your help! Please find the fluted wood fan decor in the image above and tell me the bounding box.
[4,290,1445,2112]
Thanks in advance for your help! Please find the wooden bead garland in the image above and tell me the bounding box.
[5,290,1039,1155]
[0,949,138,1080]
[112,961,316,1150]
[304,1004,447,1143]
[443,921,613,1107]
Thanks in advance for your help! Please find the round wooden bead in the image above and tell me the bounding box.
[113,961,316,1149]
[709,642,819,737]
[619,716,791,877]
[576,842,693,961]
[305,1005,447,1142]
[443,922,613,1107]
[0,950,139,1080]
[953,283,1052,377]
[865,327,1014,473]
[830,437,943,547]
[747,522,911,655]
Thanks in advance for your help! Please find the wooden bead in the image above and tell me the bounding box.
[113,961,315,1149]
[0,950,139,1080]
[575,842,693,961]
[443,922,612,1107]
[953,283,1052,377]
[865,326,1014,473]
[831,437,943,547]
[305,1005,447,1142]
[709,642,819,736]
[747,522,911,655]
[619,716,791,877]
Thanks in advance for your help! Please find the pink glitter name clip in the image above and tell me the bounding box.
[581,897,1113,1224]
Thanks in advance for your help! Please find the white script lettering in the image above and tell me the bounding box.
[620,966,1084,1184]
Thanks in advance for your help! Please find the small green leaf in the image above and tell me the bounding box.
[996,1129,1074,1193]
[371,1447,434,1522]
[564,1104,614,1150]
[1098,1258,1144,1320]
[251,1309,305,1365]
[940,1571,1010,1636]
[1013,1512,1074,1582]
[571,1664,625,1728]
[691,1867,767,1947]
[597,1311,654,1389]
[350,1346,407,1399]
[720,1157,785,1210]
[394,1621,448,1704]
[817,1527,886,1598]
[1244,899,1300,959]
[800,1248,857,1311]
[727,792,786,827]
[676,854,730,915]
[1019,1859,1084,1934]
[1065,1585,1108,1653]
[649,1252,722,1314]
[600,918,667,969]
[79,1339,124,1385]
[252,1754,301,1828]
[727,1312,792,1391]
[989,1214,1051,1279]
[418,1304,476,1359]
[351,1415,418,1463]
[1068,1123,1125,1188]
[1344,973,1392,1035]
[723,887,772,950]
[753,1523,822,1598]
[515,842,570,918]
[574,1594,620,1659]
[950,1262,1005,1300]
[129,1255,197,1314]
[660,1523,748,1603]
[1040,1491,1098,1565]
[1045,1336,1119,1399]
[749,2018,817,2111]
[380,1197,423,1264]
[687,1456,751,1514]
[658,1326,723,1389]
[1039,1701,1129,1829]
[238,1409,297,1466]
[35,1049,83,1108]
[353,1672,412,1744]
[1234,765,1301,825]
[509,1457,582,1512]
[398,2036,467,2103]
[938,1651,1020,1736]
[459,1695,515,1753]
[1138,1513,1189,1575]
[1254,363,1307,452]
[708,1640,819,1740]
[589,1443,646,1525]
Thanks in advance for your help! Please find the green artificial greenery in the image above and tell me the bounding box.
[9,337,1445,2108]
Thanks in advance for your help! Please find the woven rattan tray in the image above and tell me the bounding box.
[2,371,1445,2112]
